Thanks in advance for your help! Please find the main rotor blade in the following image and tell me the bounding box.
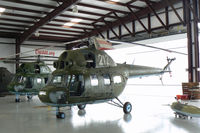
[19,55,59,59]
[108,40,187,55]
[3,58,57,61]
[3,60,53,65]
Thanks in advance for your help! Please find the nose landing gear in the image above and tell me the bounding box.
[77,104,86,110]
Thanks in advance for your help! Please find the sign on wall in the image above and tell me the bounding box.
[35,49,55,56]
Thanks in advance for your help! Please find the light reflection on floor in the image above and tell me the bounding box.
[0,84,200,133]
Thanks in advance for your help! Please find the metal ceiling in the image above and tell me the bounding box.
[0,0,183,48]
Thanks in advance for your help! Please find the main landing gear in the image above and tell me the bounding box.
[56,107,65,119]
[78,104,86,110]
[27,95,33,100]
[15,94,20,103]
[56,104,86,119]
[108,97,132,114]
[174,112,192,119]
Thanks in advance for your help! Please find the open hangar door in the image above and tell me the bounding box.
[0,1,200,133]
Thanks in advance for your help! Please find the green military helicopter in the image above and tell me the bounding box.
[1,55,56,102]
[38,38,175,119]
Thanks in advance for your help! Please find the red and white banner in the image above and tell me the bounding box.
[35,49,55,56]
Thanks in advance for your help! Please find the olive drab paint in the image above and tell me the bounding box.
[39,40,171,110]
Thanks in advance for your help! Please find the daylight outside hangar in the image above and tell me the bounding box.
[0,0,200,133]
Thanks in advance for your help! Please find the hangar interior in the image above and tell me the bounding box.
[0,0,200,133]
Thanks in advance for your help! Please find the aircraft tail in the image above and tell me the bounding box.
[163,57,176,72]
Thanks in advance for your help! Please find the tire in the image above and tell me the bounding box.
[123,102,132,114]
[15,99,20,103]
[56,112,65,119]
[78,104,86,110]
[27,95,32,100]
[60,112,65,119]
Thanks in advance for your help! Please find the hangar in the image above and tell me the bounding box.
[0,0,200,133]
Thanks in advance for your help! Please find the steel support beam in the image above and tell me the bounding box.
[184,0,200,82]
[18,0,80,44]
[145,0,167,30]
[77,0,181,41]
[15,39,20,71]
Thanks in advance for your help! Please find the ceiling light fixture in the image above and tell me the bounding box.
[0,7,5,16]
[63,19,83,28]
[64,22,75,27]
[71,18,82,23]
[110,0,120,2]
[35,31,40,37]
[0,7,5,13]
[72,5,78,13]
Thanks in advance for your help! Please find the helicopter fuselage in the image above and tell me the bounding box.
[38,47,168,108]
[39,66,128,107]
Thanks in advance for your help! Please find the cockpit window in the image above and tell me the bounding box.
[14,76,24,83]
[113,76,122,84]
[40,66,50,74]
[52,76,62,84]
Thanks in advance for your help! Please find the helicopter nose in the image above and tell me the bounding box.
[38,89,49,103]
[38,86,67,105]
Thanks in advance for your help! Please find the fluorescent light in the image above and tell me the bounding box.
[71,18,82,22]
[64,22,74,26]
[110,0,120,2]
[63,19,82,28]
[0,7,5,13]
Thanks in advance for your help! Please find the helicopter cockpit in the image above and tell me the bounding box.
[49,74,85,96]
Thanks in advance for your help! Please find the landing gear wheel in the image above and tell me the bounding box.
[78,104,86,110]
[123,102,132,114]
[27,95,33,100]
[15,98,20,103]
[56,112,65,119]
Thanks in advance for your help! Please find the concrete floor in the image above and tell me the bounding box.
[0,84,200,133]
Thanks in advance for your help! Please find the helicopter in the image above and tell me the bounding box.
[171,101,200,119]
[0,67,14,96]
[1,55,56,102]
[38,38,175,119]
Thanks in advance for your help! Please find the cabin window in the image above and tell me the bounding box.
[90,75,98,86]
[36,78,42,84]
[113,76,122,84]
[52,76,62,84]
[103,74,111,85]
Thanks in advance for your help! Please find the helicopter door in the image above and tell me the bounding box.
[69,75,84,96]
[24,77,33,88]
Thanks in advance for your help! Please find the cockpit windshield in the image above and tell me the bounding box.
[13,76,24,83]
[49,75,70,87]
[52,75,63,84]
